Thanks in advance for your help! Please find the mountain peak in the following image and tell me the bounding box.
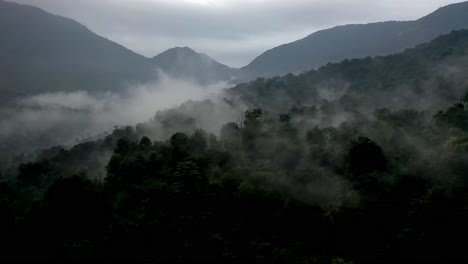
[162,46,197,54]
[152,46,212,62]
[169,46,196,52]
[150,46,237,84]
[418,1,468,26]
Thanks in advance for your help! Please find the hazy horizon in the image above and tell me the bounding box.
[8,0,464,67]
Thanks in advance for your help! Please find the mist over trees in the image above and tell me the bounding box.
[3,0,468,262]
[2,29,468,263]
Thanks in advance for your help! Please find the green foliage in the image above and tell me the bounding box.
[4,101,468,262]
[5,29,468,264]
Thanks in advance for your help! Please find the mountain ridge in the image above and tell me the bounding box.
[3,0,468,96]
[0,0,236,100]
[238,1,468,81]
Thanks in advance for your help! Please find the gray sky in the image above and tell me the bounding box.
[10,0,464,67]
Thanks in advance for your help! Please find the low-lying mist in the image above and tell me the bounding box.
[0,71,231,162]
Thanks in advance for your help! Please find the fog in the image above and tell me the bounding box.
[1,29,467,214]
[0,71,230,160]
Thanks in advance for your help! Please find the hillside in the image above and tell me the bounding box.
[239,1,468,81]
[231,30,468,115]
[0,0,151,98]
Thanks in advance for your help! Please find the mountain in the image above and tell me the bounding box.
[231,29,468,115]
[0,0,236,100]
[3,0,468,99]
[239,1,468,81]
[128,29,468,151]
[151,47,237,85]
[0,0,152,98]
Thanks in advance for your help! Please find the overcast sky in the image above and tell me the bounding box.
[9,0,464,67]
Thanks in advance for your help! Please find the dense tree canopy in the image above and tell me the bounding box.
[2,30,468,263]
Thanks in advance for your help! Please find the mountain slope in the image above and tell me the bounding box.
[0,0,153,98]
[131,29,468,148]
[231,30,468,115]
[239,1,468,81]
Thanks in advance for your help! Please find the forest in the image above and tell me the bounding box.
[2,30,468,263]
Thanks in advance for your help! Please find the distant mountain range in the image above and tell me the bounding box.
[0,0,236,100]
[1,0,468,99]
